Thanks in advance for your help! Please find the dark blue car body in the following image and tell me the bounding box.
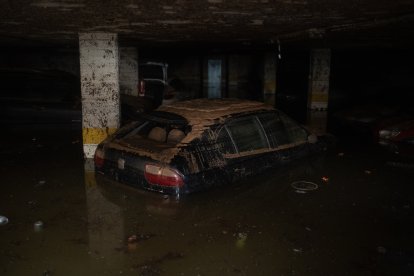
[95,99,328,196]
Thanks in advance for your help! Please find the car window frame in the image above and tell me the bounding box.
[257,111,292,148]
[276,110,309,145]
[115,112,190,146]
[216,110,310,158]
[215,125,238,154]
[217,113,271,157]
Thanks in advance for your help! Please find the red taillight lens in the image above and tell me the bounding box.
[144,164,184,187]
[139,80,145,96]
[94,148,105,168]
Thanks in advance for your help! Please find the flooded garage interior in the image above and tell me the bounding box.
[1,1,414,275]
[1,124,414,275]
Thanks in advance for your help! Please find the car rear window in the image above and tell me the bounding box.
[116,111,190,145]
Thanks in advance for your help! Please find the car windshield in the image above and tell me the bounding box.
[115,111,190,146]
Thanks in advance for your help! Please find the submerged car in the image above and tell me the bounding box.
[332,103,400,136]
[95,98,328,196]
[377,118,414,157]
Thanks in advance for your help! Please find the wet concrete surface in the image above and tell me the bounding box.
[0,126,413,275]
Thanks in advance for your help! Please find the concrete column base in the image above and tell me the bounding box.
[307,109,328,135]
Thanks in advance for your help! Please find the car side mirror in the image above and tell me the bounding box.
[308,133,318,144]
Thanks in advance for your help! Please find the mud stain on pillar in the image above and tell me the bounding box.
[79,33,120,158]
[308,49,331,110]
[307,48,330,135]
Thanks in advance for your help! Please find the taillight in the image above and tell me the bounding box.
[94,147,105,168]
[139,80,145,96]
[144,164,184,187]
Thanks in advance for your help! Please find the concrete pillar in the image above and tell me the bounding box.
[120,47,138,96]
[263,52,277,106]
[79,33,120,158]
[307,49,331,134]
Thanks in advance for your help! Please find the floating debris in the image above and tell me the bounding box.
[34,220,44,232]
[291,181,319,192]
[35,180,47,188]
[128,233,156,244]
[337,152,344,157]
[0,216,9,225]
[293,248,303,253]
[236,232,247,249]
[128,235,137,243]
[377,246,387,254]
[321,176,329,183]
[364,170,372,175]
[386,161,414,169]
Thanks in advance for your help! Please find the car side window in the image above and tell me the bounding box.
[216,127,237,154]
[278,112,308,143]
[226,116,269,153]
[258,112,292,148]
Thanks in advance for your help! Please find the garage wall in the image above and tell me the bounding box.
[166,56,201,100]
[0,48,80,77]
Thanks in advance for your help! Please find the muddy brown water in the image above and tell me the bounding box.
[0,127,413,275]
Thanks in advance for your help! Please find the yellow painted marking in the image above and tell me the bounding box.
[263,81,276,93]
[310,93,328,102]
[82,127,118,144]
[84,170,97,188]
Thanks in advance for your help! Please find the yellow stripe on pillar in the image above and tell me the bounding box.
[82,127,118,144]
[310,93,329,103]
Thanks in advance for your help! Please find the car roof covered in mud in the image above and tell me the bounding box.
[106,99,275,163]
[157,98,274,126]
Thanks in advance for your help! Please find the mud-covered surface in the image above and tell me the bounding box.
[1,126,414,275]
[104,99,274,165]
[1,0,414,49]
[159,98,273,126]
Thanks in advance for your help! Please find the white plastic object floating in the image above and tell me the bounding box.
[0,216,9,225]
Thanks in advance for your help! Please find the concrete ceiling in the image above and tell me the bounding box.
[1,0,414,49]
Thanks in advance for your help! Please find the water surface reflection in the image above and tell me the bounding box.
[1,130,413,275]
